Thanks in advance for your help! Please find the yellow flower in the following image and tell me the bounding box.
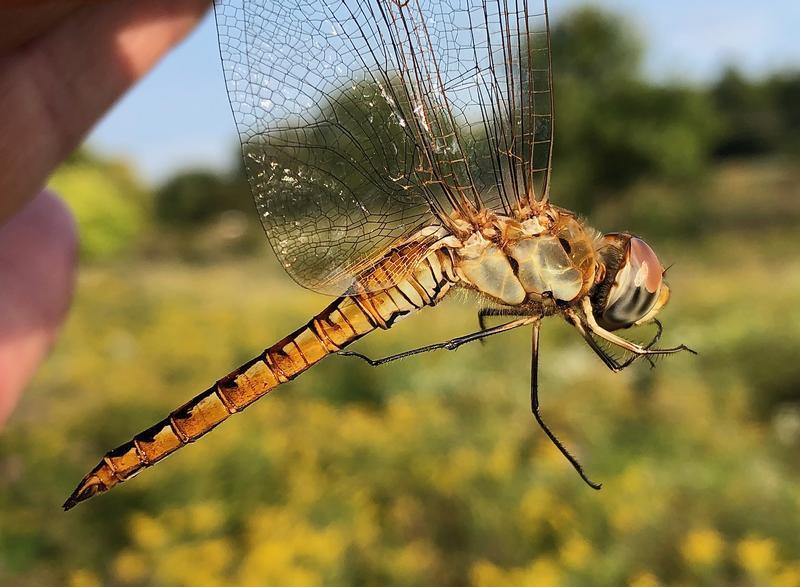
[129,513,168,549]
[238,508,347,587]
[525,558,561,587]
[68,570,101,587]
[519,486,555,526]
[197,539,234,575]
[436,446,480,492]
[188,502,225,534]
[559,535,593,570]
[470,560,506,587]
[156,539,232,587]
[628,571,661,587]
[736,536,778,575]
[486,443,515,479]
[112,549,148,584]
[609,502,639,534]
[619,464,648,494]
[388,540,437,582]
[470,558,561,587]
[773,562,800,587]
[681,528,725,567]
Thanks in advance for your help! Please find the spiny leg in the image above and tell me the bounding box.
[577,299,697,359]
[477,307,531,332]
[626,319,663,369]
[338,315,539,367]
[477,307,533,346]
[578,319,664,373]
[530,323,602,490]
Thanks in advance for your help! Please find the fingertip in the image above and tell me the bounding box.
[0,190,79,427]
[35,189,79,261]
[6,190,79,321]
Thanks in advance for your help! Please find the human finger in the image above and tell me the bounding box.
[0,0,209,224]
[0,191,78,426]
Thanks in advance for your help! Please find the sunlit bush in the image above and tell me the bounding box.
[48,151,147,261]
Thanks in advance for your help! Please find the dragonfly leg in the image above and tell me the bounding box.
[624,319,663,369]
[338,315,539,367]
[530,323,602,490]
[477,308,531,343]
[572,299,697,360]
[571,318,664,373]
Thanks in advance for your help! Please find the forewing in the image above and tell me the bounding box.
[433,0,556,209]
[215,0,555,294]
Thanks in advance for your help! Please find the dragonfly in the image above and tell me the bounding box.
[64,0,695,510]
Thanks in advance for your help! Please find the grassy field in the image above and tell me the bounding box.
[2,161,800,586]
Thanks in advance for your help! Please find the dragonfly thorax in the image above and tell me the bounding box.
[449,206,599,307]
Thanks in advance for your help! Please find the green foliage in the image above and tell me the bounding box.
[147,161,263,261]
[769,73,800,153]
[48,151,146,261]
[729,334,800,420]
[551,7,718,214]
[551,6,642,84]
[712,67,780,157]
[154,167,251,227]
[712,67,800,157]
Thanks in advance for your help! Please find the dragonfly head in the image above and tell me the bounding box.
[591,234,670,331]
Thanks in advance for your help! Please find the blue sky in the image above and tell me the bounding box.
[86,0,800,185]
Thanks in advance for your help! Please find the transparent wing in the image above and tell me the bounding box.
[214,0,555,294]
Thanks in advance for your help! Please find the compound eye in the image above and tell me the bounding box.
[628,238,663,295]
[599,237,665,330]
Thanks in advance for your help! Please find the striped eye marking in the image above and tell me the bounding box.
[597,237,668,331]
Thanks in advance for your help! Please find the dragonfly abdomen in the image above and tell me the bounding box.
[63,249,456,510]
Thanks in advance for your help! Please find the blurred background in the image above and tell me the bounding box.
[2,2,800,585]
